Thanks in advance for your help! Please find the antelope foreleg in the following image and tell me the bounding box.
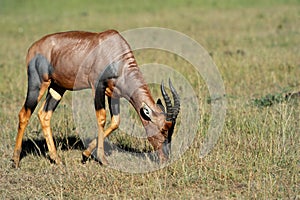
[96,109,107,165]
[82,85,120,165]
[105,97,120,138]
[104,115,120,138]
[82,114,120,164]
[81,108,108,165]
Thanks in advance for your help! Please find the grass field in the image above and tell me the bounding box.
[0,0,299,199]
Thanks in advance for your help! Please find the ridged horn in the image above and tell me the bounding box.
[161,81,172,120]
[160,79,180,122]
[169,79,180,121]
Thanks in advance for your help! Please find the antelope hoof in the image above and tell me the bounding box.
[55,157,62,165]
[49,154,62,165]
[100,156,108,166]
[11,150,22,168]
[81,152,90,164]
[11,158,20,169]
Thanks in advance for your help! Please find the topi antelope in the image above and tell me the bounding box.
[12,30,180,168]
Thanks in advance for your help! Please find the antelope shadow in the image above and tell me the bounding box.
[19,136,159,164]
[83,138,161,163]
[19,136,85,161]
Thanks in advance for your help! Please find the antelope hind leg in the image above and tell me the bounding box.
[12,57,51,168]
[38,86,65,165]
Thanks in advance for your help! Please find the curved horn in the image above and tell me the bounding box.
[169,79,180,121]
[161,80,180,122]
[161,81,173,121]
[161,79,180,142]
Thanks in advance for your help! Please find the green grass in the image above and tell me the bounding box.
[0,0,299,199]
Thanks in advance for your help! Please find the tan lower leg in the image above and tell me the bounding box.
[38,104,61,164]
[82,114,119,162]
[104,115,120,138]
[82,139,97,158]
[12,107,32,167]
[96,109,107,165]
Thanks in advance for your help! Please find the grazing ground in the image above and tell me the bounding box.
[0,0,299,199]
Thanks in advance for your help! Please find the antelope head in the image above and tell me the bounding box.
[140,79,180,162]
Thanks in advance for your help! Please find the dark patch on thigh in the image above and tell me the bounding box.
[25,54,54,110]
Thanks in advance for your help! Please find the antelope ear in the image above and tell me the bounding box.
[140,102,152,121]
[156,99,165,113]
